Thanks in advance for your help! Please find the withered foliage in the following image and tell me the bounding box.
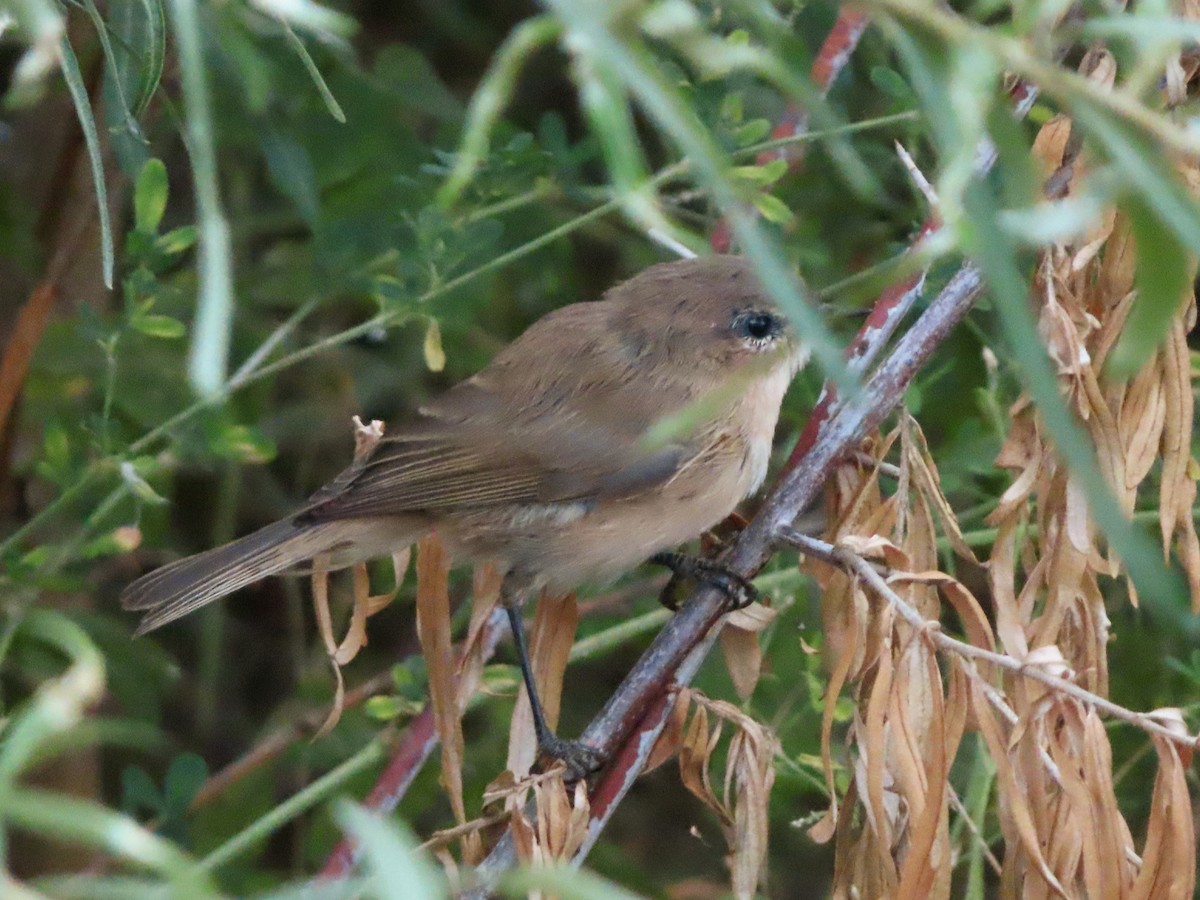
[798,49,1200,900]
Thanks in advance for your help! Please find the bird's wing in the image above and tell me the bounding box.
[300,300,706,523]
[297,423,687,521]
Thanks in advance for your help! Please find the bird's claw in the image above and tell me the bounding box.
[537,733,604,779]
[651,552,759,611]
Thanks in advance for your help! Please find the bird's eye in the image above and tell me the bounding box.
[735,311,781,344]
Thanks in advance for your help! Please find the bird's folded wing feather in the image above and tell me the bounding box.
[298,300,710,522]
[295,393,696,520]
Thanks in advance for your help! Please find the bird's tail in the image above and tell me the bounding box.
[121,519,346,635]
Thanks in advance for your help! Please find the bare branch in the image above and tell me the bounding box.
[780,529,1200,753]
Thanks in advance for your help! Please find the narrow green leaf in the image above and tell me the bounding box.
[1106,198,1192,378]
[248,0,357,38]
[131,0,167,117]
[59,35,115,289]
[198,741,385,873]
[2,789,205,885]
[334,802,445,900]
[1073,100,1200,257]
[281,22,346,122]
[500,864,644,900]
[168,0,235,397]
[540,11,855,392]
[134,158,169,233]
[80,0,145,143]
[437,15,561,207]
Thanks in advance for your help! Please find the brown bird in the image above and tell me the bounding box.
[122,255,808,772]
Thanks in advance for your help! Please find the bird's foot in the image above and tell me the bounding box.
[650,551,759,611]
[537,732,604,779]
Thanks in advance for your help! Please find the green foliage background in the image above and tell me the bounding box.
[0,0,1197,896]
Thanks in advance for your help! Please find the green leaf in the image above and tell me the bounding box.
[115,0,167,118]
[334,802,445,900]
[135,158,169,233]
[163,752,208,815]
[209,424,278,464]
[870,65,914,103]
[1106,199,1191,378]
[2,789,204,884]
[753,191,795,225]
[733,118,771,146]
[251,0,358,39]
[155,225,197,256]
[732,158,788,186]
[59,34,114,289]
[132,314,187,339]
[80,0,145,144]
[260,129,320,223]
[120,461,168,505]
[364,695,402,720]
[282,21,346,123]
[120,765,163,816]
[169,0,234,398]
[422,317,446,372]
[1073,100,1200,257]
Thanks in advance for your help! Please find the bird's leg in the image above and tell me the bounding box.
[501,575,603,778]
[650,551,759,612]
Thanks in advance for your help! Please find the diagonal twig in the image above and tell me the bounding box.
[782,529,1200,752]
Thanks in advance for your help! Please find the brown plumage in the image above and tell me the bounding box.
[122,256,807,743]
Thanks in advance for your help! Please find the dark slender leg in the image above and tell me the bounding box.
[650,551,759,611]
[501,576,602,776]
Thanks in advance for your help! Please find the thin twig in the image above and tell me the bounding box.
[786,530,1200,753]
[190,669,395,811]
[948,785,1003,877]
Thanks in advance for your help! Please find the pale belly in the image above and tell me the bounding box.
[440,430,773,593]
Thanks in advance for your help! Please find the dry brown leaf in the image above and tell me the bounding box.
[894,647,957,900]
[644,688,691,773]
[720,601,778,701]
[415,534,478,860]
[901,413,980,565]
[310,557,346,738]
[676,692,779,900]
[719,629,760,703]
[815,583,860,843]
[1131,713,1195,900]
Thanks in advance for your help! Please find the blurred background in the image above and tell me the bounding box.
[1,0,1196,896]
